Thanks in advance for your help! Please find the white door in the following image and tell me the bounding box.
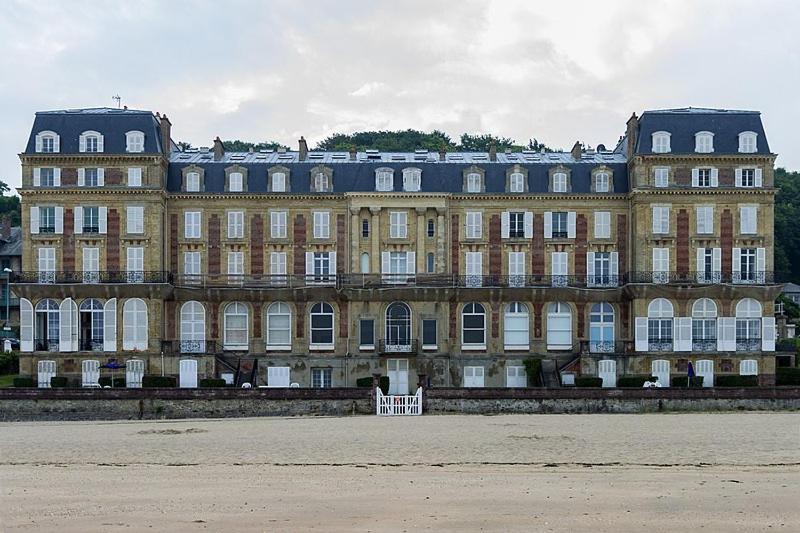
[81,359,100,387]
[268,366,291,387]
[651,359,671,387]
[179,359,198,388]
[695,360,714,387]
[387,359,409,395]
[464,366,485,387]
[598,359,617,388]
[506,365,526,387]
[37,360,56,388]
[126,359,145,388]
[740,359,758,376]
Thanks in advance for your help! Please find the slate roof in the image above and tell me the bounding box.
[0,227,22,257]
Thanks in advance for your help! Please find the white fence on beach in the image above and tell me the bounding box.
[376,387,422,416]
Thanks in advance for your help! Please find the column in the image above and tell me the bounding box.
[436,209,446,273]
[370,207,381,274]
[350,207,360,272]
[416,208,426,274]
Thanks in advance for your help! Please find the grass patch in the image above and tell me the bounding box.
[0,374,18,388]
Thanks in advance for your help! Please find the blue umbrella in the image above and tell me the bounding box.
[687,361,695,387]
[101,360,125,387]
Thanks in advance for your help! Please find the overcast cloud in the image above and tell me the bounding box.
[1,0,798,189]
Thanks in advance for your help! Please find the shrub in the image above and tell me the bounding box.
[199,378,227,388]
[715,375,759,387]
[575,377,603,387]
[776,367,800,386]
[356,376,390,394]
[0,352,19,374]
[13,377,35,387]
[98,377,127,388]
[617,375,658,387]
[142,375,177,388]
[672,376,705,387]
[50,376,68,388]
[522,358,543,387]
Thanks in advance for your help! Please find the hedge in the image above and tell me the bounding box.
[142,375,177,388]
[13,377,35,387]
[356,376,390,395]
[0,352,19,374]
[776,367,800,386]
[199,378,227,388]
[672,376,705,387]
[523,358,543,387]
[99,377,126,388]
[617,375,658,387]
[715,375,758,387]
[50,376,68,388]
[575,377,603,387]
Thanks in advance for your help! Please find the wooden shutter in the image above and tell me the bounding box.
[712,248,721,276]
[74,206,83,234]
[329,251,336,276]
[544,212,552,238]
[586,251,595,286]
[29,207,39,234]
[567,212,576,238]
[78,168,85,186]
[717,317,736,351]
[59,298,76,352]
[97,135,104,152]
[754,168,763,187]
[35,135,42,153]
[53,168,61,187]
[406,252,415,274]
[756,247,766,281]
[524,211,533,239]
[33,168,41,186]
[79,134,86,153]
[20,298,33,352]
[305,252,314,279]
[97,168,105,186]
[54,206,63,234]
[104,299,117,352]
[691,168,699,187]
[635,317,648,352]
[381,251,390,274]
[762,317,776,351]
[610,251,619,282]
[696,247,705,282]
[674,317,692,351]
[735,168,742,187]
[501,212,509,239]
[99,207,107,234]
[710,168,719,187]
[53,134,60,152]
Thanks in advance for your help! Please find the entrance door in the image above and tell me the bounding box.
[387,359,409,395]
[506,366,526,387]
[598,359,617,388]
[651,359,671,387]
[81,360,100,387]
[464,366,485,387]
[126,359,145,388]
[179,359,198,388]
[695,359,714,387]
[268,366,291,387]
[37,360,56,388]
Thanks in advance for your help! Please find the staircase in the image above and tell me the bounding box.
[215,356,259,387]
[540,359,561,388]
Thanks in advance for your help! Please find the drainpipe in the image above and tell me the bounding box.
[160,350,164,377]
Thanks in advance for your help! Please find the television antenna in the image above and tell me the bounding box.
[112,94,122,108]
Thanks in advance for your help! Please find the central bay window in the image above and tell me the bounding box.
[645,298,673,351]
[313,211,330,239]
[544,211,575,239]
[503,302,529,350]
[270,210,287,239]
[461,302,486,349]
[223,302,249,351]
[389,211,408,239]
[126,246,144,283]
[266,302,291,350]
[310,302,334,349]
[306,251,336,284]
[79,299,104,351]
[122,298,148,351]
[381,251,414,283]
[79,131,103,153]
[551,251,568,287]
[465,211,482,239]
[508,251,525,287]
[179,301,206,353]
[35,299,59,351]
[691,298,717,352]
[696,247,721,283]
[385,302,412,351]
[735,298,762,352]
[227,211,244,239]
[546,302,572,350]
[589,302,615,353]
[38,247,56,283]
[501,211,532,239]
[465,251,482,287]
[587,251,618,287]
[692,167,718,188]
[733,247,765,284]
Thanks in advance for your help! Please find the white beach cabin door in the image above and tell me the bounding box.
[268,366,291,387]
[598,359,616,388]
[651,359,671,387]
[695,359,714,387]
[81,360,100,388]
[126,359,145,388]
[387,358,409,395]
[464,366,485,387]
[179,359,198,388]
[506,366,526,387]
[37,360,56,388]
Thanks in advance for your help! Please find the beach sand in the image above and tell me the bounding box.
[1,413,798,532]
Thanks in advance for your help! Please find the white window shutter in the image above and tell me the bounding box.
[30,207,39,234]
[691,168,699,187]
[33,168,41,186]
[567,212,576,238]
[524,211,533,239]
[79,135,86,153]
[381,251,390,274]
[732,248,741,277]
[710,168,719,187]
[735,168,742,187]
[53,168,61,187]
[305,252,313,278]
[610,252,619,280]
[586,251,595,286]
[99,207,108,234]
[544,212,552,238]
[712,248,721,275]
[696,247,704,282]
[674,317,692,351]
[718,317,736,351]
[754,168,763,187]
[104,298,117,352]
[74,206,83,234]
[716,319,726,352]
[35,135,42,152]
[756,247,766,282]
[406,252,416,274]
[762,317,776,352]
[329,251,336,274]
[54,206,64,234]
[501,212,509,239]
[78,168,85,186]
[97,135,104,152]
[97,168,104,186]
[635,317,648,352]
[20,298,33,352]
[54,135,60,152]
[59,298,75,353]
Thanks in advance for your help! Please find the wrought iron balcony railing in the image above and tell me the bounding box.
[648,338,674,352]
[692,339,718,352]
[627,271,780,285]
[579,340,631,354]
[14,271,172,284]
[79,337,104,352]
[34,337,58,352]
[735,337,761,352]
[378,339,418,354]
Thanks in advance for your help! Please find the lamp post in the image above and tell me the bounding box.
[3,268,11,332]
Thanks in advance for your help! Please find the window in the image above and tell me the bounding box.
[83,207,100,233]
[80,131,103,153]
[360,252,369,274]
[652,131,671,153]
[227,211,244,239]
[654,167,669,187]
[738,132,757,153]
[270,252,287,281]
[466,172,482,193]
[594,212,611,239]
[465,211,482,239]
[180,301,206,353]
[696,168,711,187]
[426,253,435,273]
[696,247,721,284]
[386,251,409,279]
[312,368,332,388]
[652,206,670,234]
[39,207,56,233]
[122,298,147,350]
[692,298,717,352]
[464,366,485,387]
[186,172,200,192]
[184,211,201,239]
[551,252,568,286]
[546,302,572,350]
[359,318,375,349]
[310,302,334,348]
[362,219,369,238]
[79,299,104,351]
[126,247,143,283]
[735,298,762,351]
[589,303,615,353]
[266,302,291,348]
[313,211,330,239]
[552,172,567,192]
[509,172,524,192]
[461,302,486,348]
[465,251,482,287]
[126,206,144,234]
[128,167,142,187]
[504,302,529,349]
[223,302,249,350]
[270,211,287,239]
[551,212,568,238]
[184,251,201,281]
[739,205,757,234]
[125,131,144,153]
[508,251,525,287]
[313,173,330,192]
[647,298,673,351]
[589,251,616,287]
[309,252,334,282]
[696,206,714,235]
[38,168,56,187]
[509,212,525,238]
[737,248,758,282]
[595,172,610,192]
[229,172,244,192]
[37,247,56,283]
[402,168,421,191]
[695,131,714,153]
[272,172,286,192]
[227,251,244,278]
[83,168,100,187]
[385,302,412,349]
[738,168,756,188]
[35,131,59,153]
[652,248,669,283]
[389,211,408,239]
[82,247,99,283]
[507,366,526,387]
[427,218,435,238]
[376,169,393,191]
[35,299,59,350]
[422,319,437,349]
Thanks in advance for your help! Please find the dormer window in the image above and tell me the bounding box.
[375,169,393,192]
[652,131,671,153]
[35,131,59,153]
[79,131,104,153]
[229,172,243,192]
[402,168,421,192]
[186,172,200,192]
[314,172,330,192]
[273,172,286,192]
[595,172,610,192]
[694,131,714,153]
[466,173,481,193]
[738,131,758,153]
[125,131,145,153]
[552,172,568,193]
[509,172,524,193]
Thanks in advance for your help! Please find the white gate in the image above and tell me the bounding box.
[267,366,291,387]
[81,360,100,388]
[695,359,714,387]
[651,359,671,387]
[464,366,485,387]
[179,359,198,388]
[387,359,409,395]
[126,359,145,388]
[598,359,617,388]
[37,360,56,388]
[506,365,526,387]
[377,387,422,416]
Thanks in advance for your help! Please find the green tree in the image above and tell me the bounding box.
[222,140,288,152]
[316,130,456,152]
[774,167,800,281]
[0,180,20,226]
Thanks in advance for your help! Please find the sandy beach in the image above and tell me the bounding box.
[1,413,798,532]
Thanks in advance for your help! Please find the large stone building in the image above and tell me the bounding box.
[14,106,783,389]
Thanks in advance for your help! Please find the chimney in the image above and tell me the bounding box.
[488,142,497,162]
[213,136,225,161]
[571,141,582,161]
[349,145,357,161]
[626,112,638,159]
[439,145,447,162]
[298,136,308,161]
[159,114,172,156]
[0,217,10,240]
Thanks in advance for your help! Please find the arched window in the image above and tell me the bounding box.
[125,131,145,153]
[589,302,614,353]
[375,169,393,192]
[310,302,334,348]
[313,172,330,192]
[35,299,59,351]
[461,302,486,347]
[385,302,412,350]
[180,301,205,353]
[402,168,421,192]
[547,302,572,350]
[651,131,671,153]
[79,299,104,351]
[738,131,758,153]
[509,172,524,193]
[223,302,249,350]
[647,298,674,351]
[122,298,148,351]
[503,302,529,349]
[735,298,762,351]
[360,252,370,274]
[79,130,103,153]
[266,302,292,349]
[695,131,714,153]
[692,298,717,352]
[35,130,59,153]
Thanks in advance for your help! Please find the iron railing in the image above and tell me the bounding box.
[627,271,780,285]
[14,271,172,284]
[579,340,630,354]
[735,337,761,352]
[648,338,674,352]
[34,337,58,352]
[161,340,220,355]
[378,339,418,355]
[692,339,718,352]
[79,337,104,352]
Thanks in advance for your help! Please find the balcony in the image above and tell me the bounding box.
[34,337,58,352]
[627,271,780,285]
[648,338,673,352]
[378,339,418,355]
[13,271,172,284]
[736,337,761,352]
[79,337,104,352]
[162,340,221,355]
[692,339,717,352]
[580,340,630,354]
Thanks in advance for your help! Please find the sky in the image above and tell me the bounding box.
[1,0,799,191]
